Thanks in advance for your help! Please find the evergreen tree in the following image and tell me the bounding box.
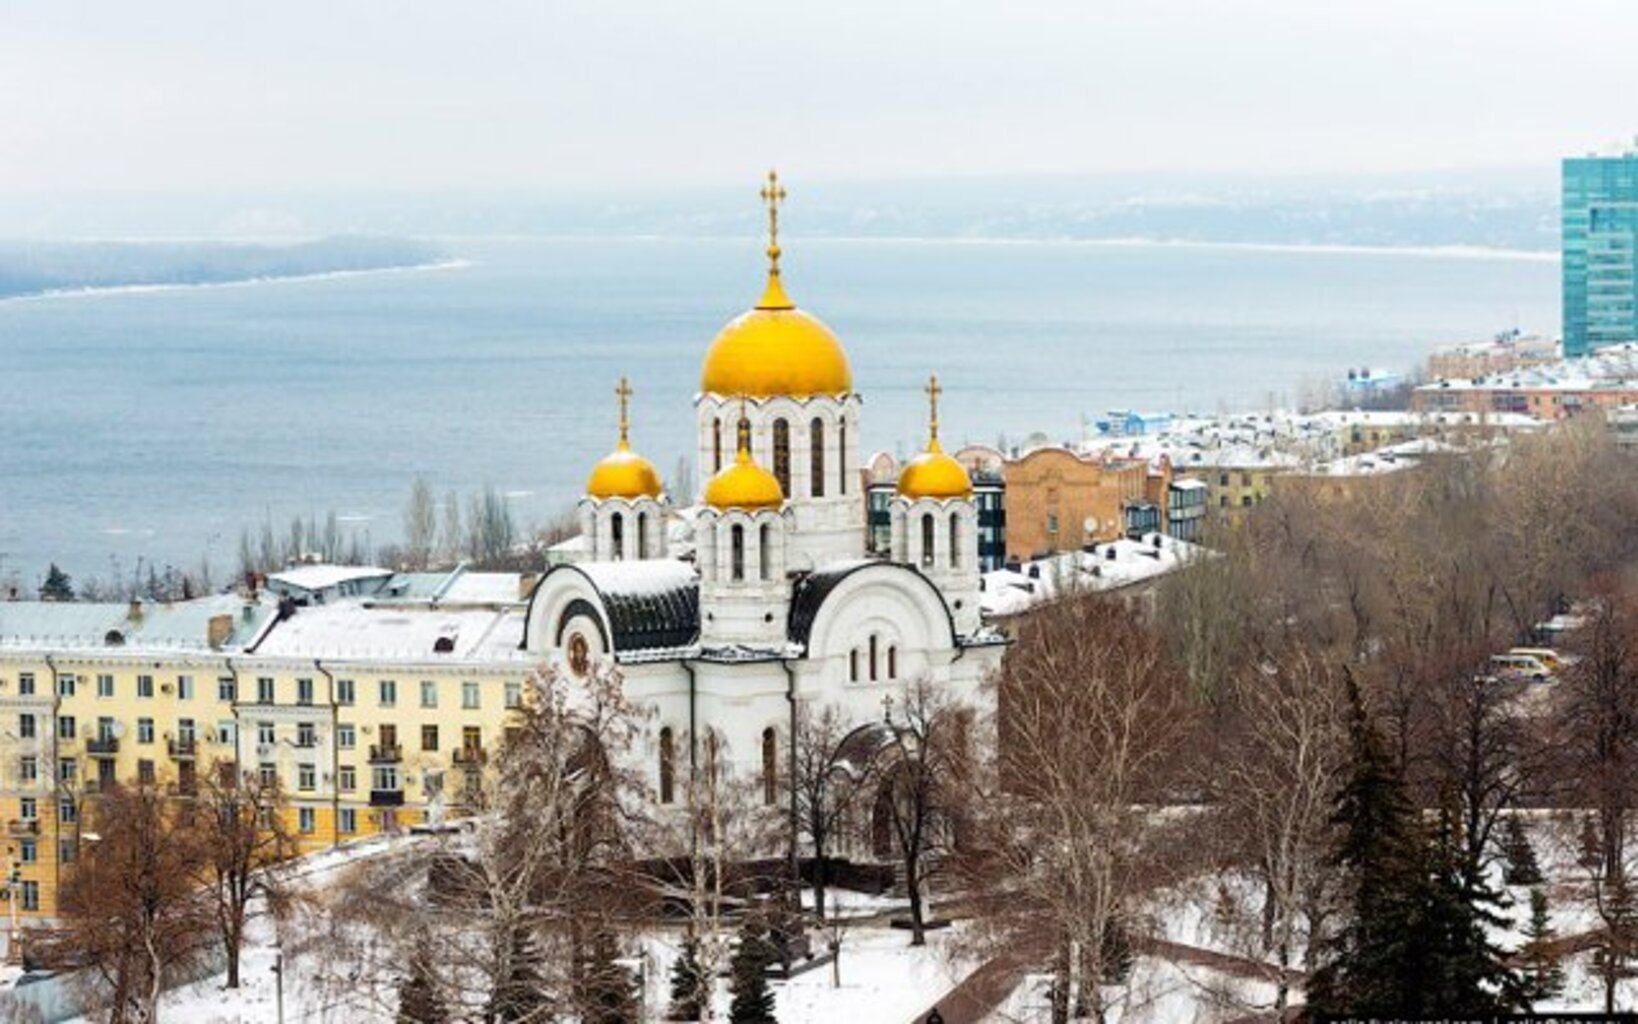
[1420,813,1521,1014]
[1519,888,1565,1008]
[1502,815,1544,886]
[396,936,448,1024]
[1306,677,1430,1017]
[728,921,777,1024]
[38,563,73,602]
[577,928,637,1024]
[668,937,706,1021]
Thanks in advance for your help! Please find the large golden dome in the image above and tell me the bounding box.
[705,416,785,511]
[898,372,972,500]
[701,276,853,398]
[700,170,852,399]
[586,376,663,500]
[587,442,663,500]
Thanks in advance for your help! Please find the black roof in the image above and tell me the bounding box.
[602,579,699,652]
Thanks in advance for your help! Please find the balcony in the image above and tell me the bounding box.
[85,737,119,757]
[6,820,37,836]
[167,737,198,759]
[369,789,405,807]
[368,744,402,764]
[452,746,487,766]
[165,780,199,798]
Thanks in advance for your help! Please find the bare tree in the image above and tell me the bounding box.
[879,677,968,948]
[788,703,863,921]
[191,760,293,989]
[403,477,437,570]
[54,782,212,1024]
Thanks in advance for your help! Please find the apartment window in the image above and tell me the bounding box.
[18,839,35,864]
[339,807,357,834]
[504,681,521,709]
[58,759,75,784]
[258,721,275,746]
[462,682,480,710]
[57,717,75,740]
[299,807,316,834]
[1241,472,1251,487]
[1241,495,1252,507]
[19,798,36,822]
[20,882,38,912]
[18,715,35,740]
[58,839,75,864]
[338,765,357,792]
[178,718,195,742]
[1045,512,1059,537]
[420,681,437,708]
[218,676,236,702]
[258,763,277,789]
[132,717,152,744]
[257,678,275,704]
[96,717,115,742]
[59,798,77,823]
[137,674,154,699]
[177,675,194,701]
[57,675,75,699]
[19,757,36,784]
[337,724,356,749]
[296,678,314,706]
[138,760,155,786]
[372,765,400,792]
[421,725,439,752]
[217,721,236,746]
[336,679,355,705]
[296,722,316,748]
[298,764,316,791]
[96,674,114,698]
[378,680,397,707]
[17,673,33,697]
[1218,472,1229,486]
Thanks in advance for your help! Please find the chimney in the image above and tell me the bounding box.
[127,598,143,623]
[518,573,539,601]
[207,614,233,650]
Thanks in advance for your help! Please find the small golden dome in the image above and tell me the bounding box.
[700,170,852,399]
[587,442,663,500]
[897,372,972,500]
[898,441,973,501]
[586,376,663,500]
[705,413,784,510]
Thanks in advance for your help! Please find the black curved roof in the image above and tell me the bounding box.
[787,559,956,649]
[602,578,699,651]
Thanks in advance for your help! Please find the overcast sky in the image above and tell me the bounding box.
[2,1,1632,195]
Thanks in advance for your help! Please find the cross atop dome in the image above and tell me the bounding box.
[755,170,795,311]
[615,375,633,447]
[925,373,943,445]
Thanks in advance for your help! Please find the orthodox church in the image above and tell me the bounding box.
[523,173,1005,809]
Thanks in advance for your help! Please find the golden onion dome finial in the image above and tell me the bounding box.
[585,375,663,500]
[925,372,943,450]
[756,169,794,311]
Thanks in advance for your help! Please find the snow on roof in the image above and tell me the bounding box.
[0,593,274,655]
[1303,452,1421,477]
[577,558,698,599]
[268,564,392,592]
[981,534,1207,618]
[436,571,522,605]
[251,602,529,663]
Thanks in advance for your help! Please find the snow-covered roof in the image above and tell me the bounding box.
[0,593,275,655]
[980,534,1206,618]
[251,603,528,663]
[268,564,392,593]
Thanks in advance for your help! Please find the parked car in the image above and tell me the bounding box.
[1507,647,1573,673]
[1489,653,1553,684]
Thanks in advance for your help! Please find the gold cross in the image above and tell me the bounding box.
[925,373,942,444]
[615,376,633,446]
[760,169,787,272]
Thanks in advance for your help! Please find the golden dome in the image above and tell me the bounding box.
[705,414,784,511]
[897,372,972,500]
[586,376,664,500]
[700,171,853,399]
[587,442,663,500]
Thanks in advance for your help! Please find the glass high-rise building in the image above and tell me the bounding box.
[1564,150,1638,358]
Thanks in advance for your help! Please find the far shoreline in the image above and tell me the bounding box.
[0,257,473,305]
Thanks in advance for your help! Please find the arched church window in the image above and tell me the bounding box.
[949,512,960,569]
[838,420,847,494]
[759,523,772,581]
[773,418,791,496]
[888,645,897,679]
[810,418,825,497]
[731,524,745,582]
[761,727,777,805]
[850,648,859,682]
[712,417,723,472]
[658,727,675,805]
[869,634,879,682]
[921,514,935,568]
[611,511,624,561]
[637,511,649,559]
